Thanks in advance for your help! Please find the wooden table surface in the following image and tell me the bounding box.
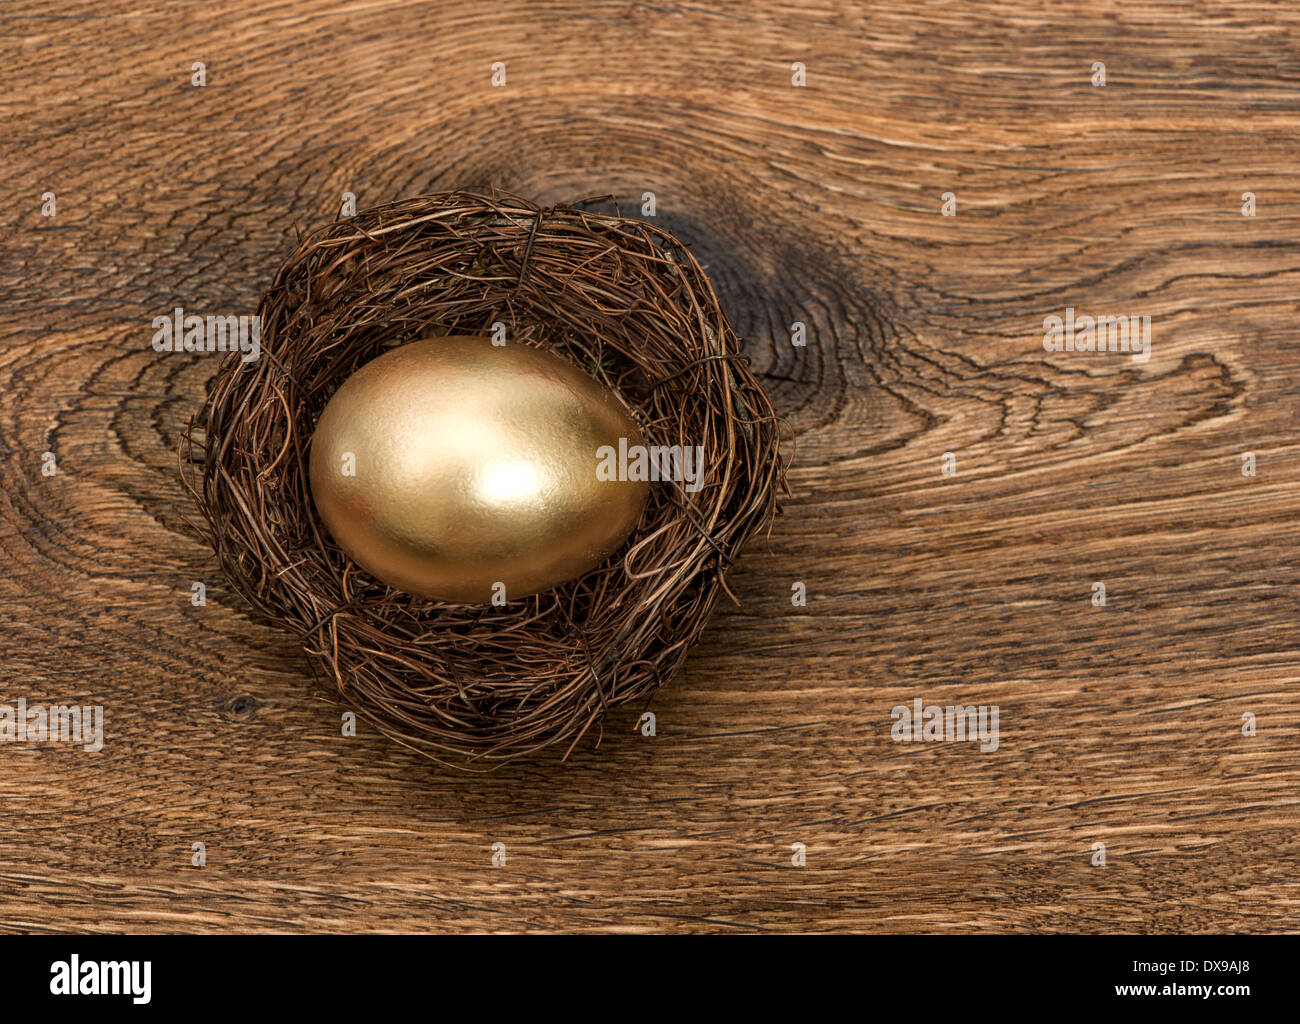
[3,0,1299,934]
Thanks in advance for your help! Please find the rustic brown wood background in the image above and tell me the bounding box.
[2,0,1298,934]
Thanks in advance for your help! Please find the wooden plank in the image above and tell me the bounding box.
[1,0,1298,933]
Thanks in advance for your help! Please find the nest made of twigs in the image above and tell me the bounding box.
[180,188,786,768]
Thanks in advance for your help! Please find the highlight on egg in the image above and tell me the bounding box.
[308,333,650,603]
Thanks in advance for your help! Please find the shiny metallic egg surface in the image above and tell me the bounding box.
[309,334,649,603]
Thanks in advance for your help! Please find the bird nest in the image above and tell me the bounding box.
[180,189,786,768]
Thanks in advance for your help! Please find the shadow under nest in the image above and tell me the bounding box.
[181,188,787,769]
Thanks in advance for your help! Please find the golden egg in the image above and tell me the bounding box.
[308,333,649,603]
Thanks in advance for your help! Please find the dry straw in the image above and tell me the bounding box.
[181,189,787,768]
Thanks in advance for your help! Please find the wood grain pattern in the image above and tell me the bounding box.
[2,0,1299,933]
